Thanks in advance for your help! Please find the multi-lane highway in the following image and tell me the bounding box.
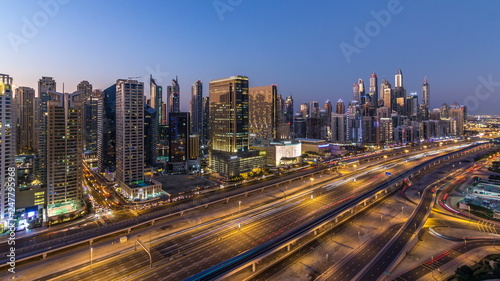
[23,143,463,280]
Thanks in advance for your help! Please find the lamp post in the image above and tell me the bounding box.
[238,201,241,213]
[468,205,471,223]
[310,177,314,189]
[90,246,93,276]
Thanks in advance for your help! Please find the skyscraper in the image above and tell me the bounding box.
[358,79,366,105]
[34,77,56,188]
[45,91,84,219]
[150,75,163,128]
[168,112,190,172]
[422,76,430,107]
[144,104,158,167]
[249,85,277,140]
[422,76,430,120]
[190,80,203,136]
[336,99,345,114]
[209,75,264,177]
[393,69,406,115]
[369,72,378,107]
[14,87,36,154]
[380,79,392,109]
[97,84,116,175]
[0,74,15,232]
[202,96,210,145]
[167,76,180,120]
[115,79,144,187]
[284,95,294,125]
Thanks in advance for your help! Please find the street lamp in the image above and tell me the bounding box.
[310,178,314,189]
[238,201,241,213]
[90,246,93,276]
[401,206,404,217]
[468,205,471,223]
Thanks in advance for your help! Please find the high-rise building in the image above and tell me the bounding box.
[115,79,145,186]
[300,103,309,119]
[150,75,163,128]
[331,113,346,142]
[168,112,190,172]
[45,91,85,219]
[84,89,99,154]
[34,76,57,187]
[202,97,210,145]
[190,80,203,136]
[0,74,15,232]
[369,72,378,107]
[358,79,366,105]
[77,80,93,99]
[144,104,158,167]
[422,76,430,120]
[97,84,117,174]
[14,87,36,154]
[249,85,277,140]
[209,75,264,177]
[336,99,345,114]
[309,101,319,118]
[353,82,360,103]
[167,76,180,120]
[450,104,466,136]
[393,69,406,115]
[406,92,419,118]
[380,79,392,109]
[284,95,294,126]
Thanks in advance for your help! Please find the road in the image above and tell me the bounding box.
[31,145,437,280]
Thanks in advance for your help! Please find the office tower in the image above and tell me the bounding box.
[276,94,290,140]
[167,76,180,120]
[450,104,466,136]
[422,76,430,107]
[209,76,264,177]
[284,95,294,126]
[293,115,307,138]
[331,113,346,142]
[144,104,158,167]
[369,72,378,107]
[45,91,84,218]
[347,101,361,143]
[393,69,406,115]
[190,80,203,135]
[422,76,430,120]
[168,112,190,172]
[406,92,419,118]
[300,103,309,119]
[202,97,210,145]
[380,79,392,110]
[336,99,345,114]
[358,79,366,105]
[0,74,15,232]
[309,101,319,118]
[83,89,99,154]
[115,79,144,186]
[306,116,322,139]
[249,85,277,140]
[324,100,333,116]
[97,84,117,174]
[353,82,360,103]
[150,75,163,128]
[14,87,36,154]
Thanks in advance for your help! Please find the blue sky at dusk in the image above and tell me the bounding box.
[2,0,499,114]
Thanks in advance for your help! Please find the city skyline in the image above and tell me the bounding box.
[2,1,500,114]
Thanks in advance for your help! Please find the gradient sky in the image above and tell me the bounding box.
[2,0,500,114]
